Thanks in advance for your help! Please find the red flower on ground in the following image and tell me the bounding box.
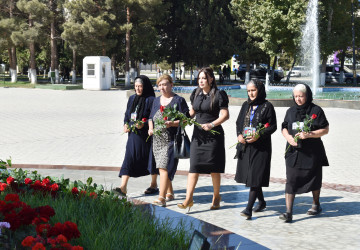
[6,176,15,185]
[22,236,36,247]
[311,114,317,119]
[37,205,55,219]
[32,242,46,250]
[50,183,59,191]
[264,123,270,128]
[89,192,98,199]
[5,193,20,202]
[71,187,79,195]
[56,234,68,244]
[0,182,7,191]
[72,246,84,250]
[42,178,50,186]
[25,178,33,185]
[36,223,51,236]
[142,118,147,122]
[160,105,165,112]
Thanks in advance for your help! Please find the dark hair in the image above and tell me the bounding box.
[194,67,218,110]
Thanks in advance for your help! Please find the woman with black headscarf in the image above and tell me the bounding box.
[235,79,277,219]
[114,75,156,196]
[280,83,329,223]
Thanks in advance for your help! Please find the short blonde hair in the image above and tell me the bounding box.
[293,84,307,93]
[156,74,173,85]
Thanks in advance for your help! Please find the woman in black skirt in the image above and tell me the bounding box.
[177,67,229,211]
[280,83,329,222]
[114,75,155,196]
[235,79,277,219]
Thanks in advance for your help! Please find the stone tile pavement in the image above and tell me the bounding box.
[0,88,359,249]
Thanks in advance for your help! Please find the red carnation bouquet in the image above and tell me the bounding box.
[230,122,270,148]
[122,117,148,135]
[284,114,317,154]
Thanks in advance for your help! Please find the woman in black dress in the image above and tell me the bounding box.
[148,74,189,207]
[114,75,155,196]
[280,83,329,222]
[178,67,229,211]
[235,79,277,219]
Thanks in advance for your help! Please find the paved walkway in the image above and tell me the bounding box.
[0,88,359,249]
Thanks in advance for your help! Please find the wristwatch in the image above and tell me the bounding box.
[210,122,215,128]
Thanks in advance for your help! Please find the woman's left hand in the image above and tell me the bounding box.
[164,121,174,128]
[136,123,145,129]
[201,123,212,131]
[296,132,312,140]
[245,134,260,143]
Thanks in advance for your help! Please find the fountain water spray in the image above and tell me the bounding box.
[300,0,319,95]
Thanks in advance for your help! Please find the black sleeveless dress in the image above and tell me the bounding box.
[189,89,229,174]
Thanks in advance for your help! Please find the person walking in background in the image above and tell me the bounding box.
[113,75,156,196]
[148,74,189,207]
[235,79,277,219]
[178,67,229,212]
[280,83,329,223]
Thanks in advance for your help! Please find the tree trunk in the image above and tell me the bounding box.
[9,0,17,83]
[339,50,346,84]
[111,54,116,86]
[245,61,251,84]
[286,57,296,84]
[125,6,131,87]
[171,61,176,81]
[72,49,76,84]
[320,2,334,86]
[50,0,58,84]
[271,56,277,81]
[29,17,37,84]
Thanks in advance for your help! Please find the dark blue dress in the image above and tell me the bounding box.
[119,94,155,177]
[147,94,189,181]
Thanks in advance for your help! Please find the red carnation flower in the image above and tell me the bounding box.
[18,206,37,225]
[0,182,7,192]
[22,236,36,247]
[264,123,270,128]
[38,205,55,219]
[142,118,147,122]
[42,178,50,186]
[80,190,87,196]
[163,116,168,121]
[36,223,51,236]
[89,192,98,199]
[160,105,165,112]
[311,114,317,119]
[56,234,68,244]
[32,242,46,250]
[24,178,33,185]
[71,187,79,195]
[5,193,20,202]
[6,176,14,185]
[50,183,59,191]
[47,238,57,247]
[72,246,84,250]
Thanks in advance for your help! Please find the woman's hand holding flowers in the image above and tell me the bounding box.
[123,124,130,133]
[201,123,213,131]
[237,134,246,144]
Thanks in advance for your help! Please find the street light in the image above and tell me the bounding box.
[351,0,357,86]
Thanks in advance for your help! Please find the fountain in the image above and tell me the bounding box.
[300,0,320,95]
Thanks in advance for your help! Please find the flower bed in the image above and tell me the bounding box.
[0,159,190,249]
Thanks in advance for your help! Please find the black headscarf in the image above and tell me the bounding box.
[248,79,266,106]
[130,75,155,120]
[293,84,313,121]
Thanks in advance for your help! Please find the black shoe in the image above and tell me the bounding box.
[144,187,159,195]
[307,205,322,215]
[112,187,127,197]
[240,209,252,220]
[279,212,292,223]
[253,201,267,212]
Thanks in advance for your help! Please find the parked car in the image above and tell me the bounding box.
[237,64,284,82]
[325,65,360,84]
[290,66,311,77]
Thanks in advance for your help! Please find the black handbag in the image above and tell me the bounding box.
[174,126,191,159]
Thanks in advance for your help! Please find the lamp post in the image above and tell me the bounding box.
[351,0,357,86]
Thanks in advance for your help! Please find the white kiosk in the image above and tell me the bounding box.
[83,56,111,90]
